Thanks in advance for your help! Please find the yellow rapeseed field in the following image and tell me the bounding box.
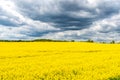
[0,42,120,80]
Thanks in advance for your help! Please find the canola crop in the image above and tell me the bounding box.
[0,42,120,80]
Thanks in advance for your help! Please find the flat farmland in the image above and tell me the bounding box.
[0,42,120,80]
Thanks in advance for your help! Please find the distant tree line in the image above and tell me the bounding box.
[0,39,73,42]
[0,39,117,44]
[32,39,70,42]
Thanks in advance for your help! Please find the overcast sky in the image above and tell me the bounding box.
[0,0,120,41]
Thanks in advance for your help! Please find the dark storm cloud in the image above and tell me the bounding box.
[14,0,120,31]
[1,0,120,41]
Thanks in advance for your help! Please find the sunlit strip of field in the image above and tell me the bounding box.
[0,42,120,80]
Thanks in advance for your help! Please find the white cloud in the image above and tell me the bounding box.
[41,12,120,41]
[1,0,120,41]
[0,0,60,40]
[70,10,96,18]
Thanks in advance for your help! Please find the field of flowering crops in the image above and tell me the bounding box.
[0,42,120,80]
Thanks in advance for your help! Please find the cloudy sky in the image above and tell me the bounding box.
[0,0,120,41]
